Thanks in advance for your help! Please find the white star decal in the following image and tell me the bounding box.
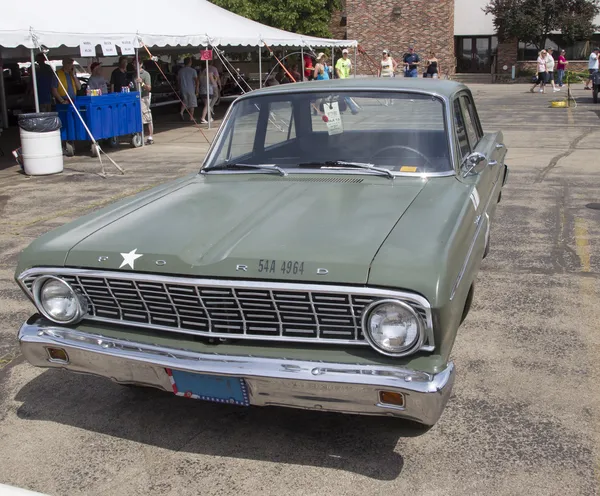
[119,249,143,270]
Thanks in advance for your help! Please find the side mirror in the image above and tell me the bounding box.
[462,152,487,177]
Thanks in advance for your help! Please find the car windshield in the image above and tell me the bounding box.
[203,90,452,175]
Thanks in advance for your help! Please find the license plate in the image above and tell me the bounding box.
[166,369,249,406]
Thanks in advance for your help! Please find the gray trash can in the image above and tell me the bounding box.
[18,112,63,175]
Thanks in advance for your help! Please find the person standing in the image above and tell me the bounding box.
[33,53,54,111]
[87,62,108,94]
[110,56,130,93]
[51,57,81,104]
[303,53,314,81]
[584,47,599,90]
[177,57,198,121]
[208,61,221,114]
[135,60,154,144]
[425,52,440,78]
[314,53,330,80]
[378,49,397,77]
[556,50,568,87]
[199,62,218,124]
[289,64,302,82]
[531,50,548,94]
[403,45,420,77]
[546,48,559,92]
[335,49,352,79]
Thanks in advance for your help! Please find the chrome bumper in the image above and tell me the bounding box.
[18,321,455,426]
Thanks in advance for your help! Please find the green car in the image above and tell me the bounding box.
[16,79,508,426]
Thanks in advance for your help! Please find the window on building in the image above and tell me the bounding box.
[518,35,600,60]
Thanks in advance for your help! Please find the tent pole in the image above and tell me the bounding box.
[206,57,211,129]
[331,45,335,79]
[0,57,8,128]
[136,48,145,147]
[300,46,304,81]
[258,45,262,88]
[30,49,40,113]
[354,46,357,78]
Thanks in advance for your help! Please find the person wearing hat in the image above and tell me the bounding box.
[378,49,397,77]
[403,45,420,77]
[335,48,352,79]
[51,57,81,104]
[584,47,600,90]
[87,62,108,94]
[314,52,330,80]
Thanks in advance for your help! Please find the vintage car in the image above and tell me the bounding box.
[16,79,508,426]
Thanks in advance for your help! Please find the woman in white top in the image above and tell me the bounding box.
[531,50,548,94]
[378,50,397,77]
[545,48,559,92]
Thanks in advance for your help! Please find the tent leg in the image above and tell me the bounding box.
[30,49,40,113]
[0,58,8,128]
[331,45,335,79]
[300,47,304,81]
[259,46,262,88]
[136,48,145,147]
[354,46,357,78]
[206,58,211,130]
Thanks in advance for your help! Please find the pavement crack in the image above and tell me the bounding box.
[535,128,594,183]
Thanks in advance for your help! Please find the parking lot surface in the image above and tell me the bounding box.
[0,85,599,495]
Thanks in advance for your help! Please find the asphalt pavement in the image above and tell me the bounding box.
[0,84,599,496]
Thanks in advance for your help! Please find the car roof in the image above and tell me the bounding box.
[242,78,469,100]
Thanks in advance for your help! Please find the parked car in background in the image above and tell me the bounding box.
[16,79,508,426]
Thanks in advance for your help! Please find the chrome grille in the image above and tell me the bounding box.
[19,270,433,348]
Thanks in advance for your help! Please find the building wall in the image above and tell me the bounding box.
[346,0,455,76]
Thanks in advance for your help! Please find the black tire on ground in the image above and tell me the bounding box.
[91,143,99,158]
[594,85,598,103]
[131,133,143,148]
[109,136,120,148]
[497,190,502,203]
[65,141,74,157]
[483,232,491,259]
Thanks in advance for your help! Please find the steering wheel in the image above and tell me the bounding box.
[369,145,432,169]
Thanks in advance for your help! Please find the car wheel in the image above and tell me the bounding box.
[91,143,99,158]
[497,190,502,203]
[594,85,598,103]
[460,283,475,325]
[131,133,143,148]
[109,136,119,148]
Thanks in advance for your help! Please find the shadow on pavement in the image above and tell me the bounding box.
[14,369,430,480]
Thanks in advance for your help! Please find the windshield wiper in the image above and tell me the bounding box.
[298,161,394,179]
[202,163,287,176]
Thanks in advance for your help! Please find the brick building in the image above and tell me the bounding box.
[332,0,600,81]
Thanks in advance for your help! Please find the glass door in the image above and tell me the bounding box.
[455,37,492,73]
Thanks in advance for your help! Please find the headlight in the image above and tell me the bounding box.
[362,299,424,356]
[33,276,87,324]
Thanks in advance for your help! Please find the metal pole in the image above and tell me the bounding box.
[206,58,211,129]
[30,49,40,113]
[331,45,335,79]
[259,45,262,88]
[300,46,304,81]
[136,48,145,147]
[0,57,8,128]
[354,46,357,78]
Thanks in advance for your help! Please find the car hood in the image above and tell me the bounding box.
[63,175,427,284]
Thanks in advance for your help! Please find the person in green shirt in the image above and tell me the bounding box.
[335,49,359,114]
[335,49,352,79]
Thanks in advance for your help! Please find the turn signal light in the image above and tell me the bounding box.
[46,347,69,363]
[379,391,405,407]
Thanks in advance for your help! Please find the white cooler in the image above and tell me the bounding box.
[18,113,64,176]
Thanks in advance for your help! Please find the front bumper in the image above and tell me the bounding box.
[18,321,455,426]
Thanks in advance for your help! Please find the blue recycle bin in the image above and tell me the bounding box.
[57,92,143,155]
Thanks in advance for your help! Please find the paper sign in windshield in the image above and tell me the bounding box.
[323,102,343,136]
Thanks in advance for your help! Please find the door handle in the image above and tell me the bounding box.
[488,160,498,166]
[495,143,505,149]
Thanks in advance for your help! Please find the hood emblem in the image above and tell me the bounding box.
[120,249,143,270]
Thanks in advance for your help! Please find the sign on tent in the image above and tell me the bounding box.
[200,50,213,61]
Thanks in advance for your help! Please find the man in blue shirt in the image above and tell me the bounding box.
[403,45,420,78]
[33,53,54,111]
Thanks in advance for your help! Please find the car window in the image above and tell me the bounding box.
[265,101,295,148]
[460,95,481,148]
[207,91,452,174]
[453,99,471,158]
[214,102,260,163]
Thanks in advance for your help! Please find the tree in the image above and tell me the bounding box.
[484,0,600,50]
[211,0,342,38]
